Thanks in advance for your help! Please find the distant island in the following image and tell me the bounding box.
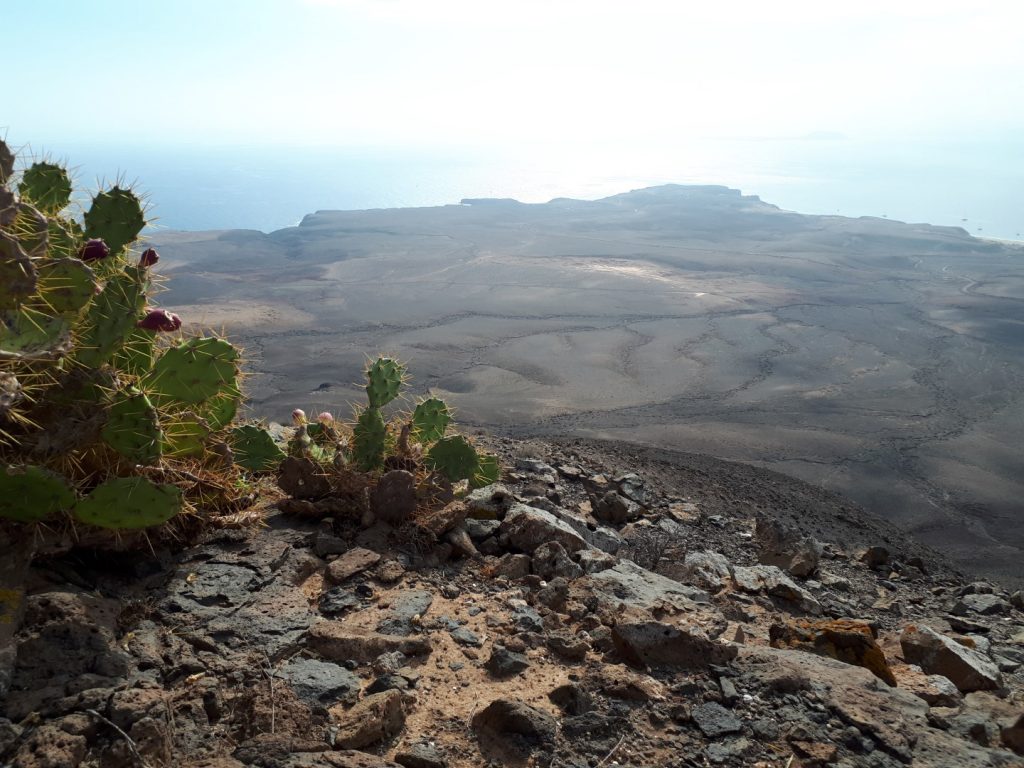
[153,185,1024,583]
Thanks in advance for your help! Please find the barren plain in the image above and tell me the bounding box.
[151,185,1024,583]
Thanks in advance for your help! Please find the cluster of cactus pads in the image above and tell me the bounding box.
[280,357,499,522]
[0,138,279,534]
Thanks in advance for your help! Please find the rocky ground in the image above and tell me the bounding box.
[2,436,1023,768]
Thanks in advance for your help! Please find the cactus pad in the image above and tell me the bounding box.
[0,464,76,522]
[83,187,146,256]
[425,435,480,482]
[0,308,72,360]
[101,389,164,465]
[35,258,97,315]
[0,232,37,310]
[470,453,501,490]
[352,407,387,470]
[365,357,405,408]
[231,424,286,472]
[411,396,451,444]
[75,271,147,367]
[19,162,72,214]
[73,476,182,529]
[161,412,210,458]
[46,218,84,259]
[12,203,49,257]
[197,387,240,430]
[112,327,156,377]
[145,337,240,405]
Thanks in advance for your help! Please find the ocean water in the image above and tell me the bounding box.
[34,137,1024,240]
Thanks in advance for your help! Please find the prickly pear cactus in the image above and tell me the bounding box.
[231,425,286,472]
[0,136,262,538]
[471,453,501,490]
[366,357,405,409]
[73,477,182,529]
[412,397,451,443]
[352,407,387,471]
[0,465,75,522]
[426,435,481,483]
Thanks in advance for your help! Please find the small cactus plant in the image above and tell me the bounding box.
[278,356,500,524]
[0,137,277,538]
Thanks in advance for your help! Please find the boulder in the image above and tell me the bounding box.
[612,618,737,668]
[900,625,1002,693]
[692,702,742,738]
[330,689,405,749]
[952,594,1011,616]
[531,541,583,580]
[675,550,732,593]
[731,565,822,615]
[755,516,822,577]
[471,699,557,747]
[768,618,896,685]
[501,503,587,553]
[588,560,711,613]
[594,491,641,525]
[326,548,381,584]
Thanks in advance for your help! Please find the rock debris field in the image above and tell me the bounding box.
[3,437,1024,768]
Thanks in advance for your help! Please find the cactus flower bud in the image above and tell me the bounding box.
[317,411,334,423]
[79,238,110,262]
[292,408,307,425]
[136,308,182,332]
[139,248,159,268]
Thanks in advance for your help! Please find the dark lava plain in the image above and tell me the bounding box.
[152,185,1024,584]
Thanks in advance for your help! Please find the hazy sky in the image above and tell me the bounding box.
[5,0,1022,148]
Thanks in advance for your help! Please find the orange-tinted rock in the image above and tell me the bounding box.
[769,618,896,686]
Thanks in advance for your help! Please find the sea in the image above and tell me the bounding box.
[41,136,1024,240]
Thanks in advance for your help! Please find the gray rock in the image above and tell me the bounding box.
[594,491,642,525]
[330,689,405,749]
[546,505,623,553]
[501,503,587,553]
[860,546,891,569]
[471,699,557,747]
[314,531,348,557]
[449,627,482,647]
[692,702,742,738]
[952,594,1011,616]
[532,541,583,580]
[508,600,544,633]
[319,587,359,617]
[327,548,382,584]
[279,658,361,708]
[1010,590,1023,610]
[546,631,589,661]
[755,516,822,577]
[536,578,570,611]
[308,623,432,663]
[901,625,1002,693]
[614,473,652,505]
[395,743,448,768]
[466,484,513,520]
[589,560,711,612]
[731,565,822,615]
[365,674,410,694]
[465,518,501,541]
[577,550,617,574]
[612,619,737,669]
[376,590,433,636]
[485,645,530,676]
[676,550,733,592]
[491,553,531,579]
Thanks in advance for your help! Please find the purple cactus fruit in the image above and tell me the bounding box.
[292,409,307,426]
[139,248,160,268]
[318,411,334,423]
[79,238,110,262]
[136,308,182,332]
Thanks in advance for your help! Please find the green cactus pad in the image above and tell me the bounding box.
[411,397,452,444]
[352,407,387,471]
[101,389,163,465]
[83,187,146,256]
[19,162,72,214]
[0,464,76,523]
[469,453,501,490]
[365,357,405,409]
[112,327,156,377]
[161,412,210,458]
[35,258,97,315]
[73,476,182,529]
[46,218,83,259]
[0,232,37,310]
[231,424,286,472]
[196,387,240,431]
[425,435,480,482]
[75,271,147,367]
[0,308,72,360]
[145,337,240,406]
[12,203,49,257]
